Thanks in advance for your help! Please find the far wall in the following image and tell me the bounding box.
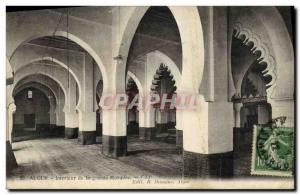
[14,88,50,126]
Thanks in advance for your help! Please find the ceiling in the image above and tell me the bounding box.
[28,36,85,52]
[24,7,180,53]
[7,6,113,26]
[146,6,177,22]
[54,6,173,26]
[53,6,113,26]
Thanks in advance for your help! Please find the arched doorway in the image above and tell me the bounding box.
[12,73,67,139]
[13,87,51,141]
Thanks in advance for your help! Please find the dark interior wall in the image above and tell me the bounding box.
[14,87,50,125]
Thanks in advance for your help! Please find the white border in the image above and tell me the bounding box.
[1,1,299,194]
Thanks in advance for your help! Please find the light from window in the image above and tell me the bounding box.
[28,90,33,99]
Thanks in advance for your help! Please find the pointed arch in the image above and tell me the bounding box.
[127,71,144,97]
[115,6,204,94]
[149,50,181,88]
[230,7,294,100]
[233,23,276,98]
[12,75,65,112]
[13,82,57,105]
[13,72,68,112]
[6,57,14,83]
[23,57,81,105]
[13,83,56,113]
[145,50,181,94]
[9,31,108,93]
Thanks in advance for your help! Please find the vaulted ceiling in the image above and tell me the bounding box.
[28,36,85,52]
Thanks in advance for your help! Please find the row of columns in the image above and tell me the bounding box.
[233,100,289,128]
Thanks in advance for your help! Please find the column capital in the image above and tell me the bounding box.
[233,101,243,111]
[8,102,16,112]
[64,110,77,115]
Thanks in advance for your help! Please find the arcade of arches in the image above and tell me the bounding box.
[6,6,294,179]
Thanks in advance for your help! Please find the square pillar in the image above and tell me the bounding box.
[49,108,57,136]
[182,95,234,178]
[138,107,156,140]
[102,108,127,157]
[64,74,78,139]
[77,54,98,145]
[155,110,168,133]
[126,109,139,135]
[64,112,79,139]
[55,109,65,137]
[183,151,233,178]
[6,102,17,175]
[176,129,183,148]
[102,135,127,157]
[139,127,156,141]
[175,110,183,148]
[78,111,96,145]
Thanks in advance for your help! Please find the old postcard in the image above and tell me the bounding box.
[6,6,295,190]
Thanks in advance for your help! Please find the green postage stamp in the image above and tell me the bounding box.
[251,122,294,177]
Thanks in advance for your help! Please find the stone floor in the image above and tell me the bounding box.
[8,136,183,180]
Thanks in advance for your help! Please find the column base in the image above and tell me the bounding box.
[102,135,127,157]
[65,127,78,139]
[49,124,56,134]
[78,131,96,145]
[183,150,233,178]
[127,122,139,135]
[139,127,156,141]
[96,123,102,136]
[53,126,65,137]
[36,124,50,137]
[6,141,17,176]
[156,123,168,133]
[167,122,176,129]
[49,124,64,137]
[176,129,183,149]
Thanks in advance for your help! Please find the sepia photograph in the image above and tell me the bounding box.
[5,4,295,190]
